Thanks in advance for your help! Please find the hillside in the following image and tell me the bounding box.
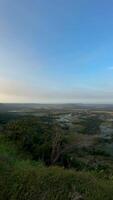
[0,111,113,200]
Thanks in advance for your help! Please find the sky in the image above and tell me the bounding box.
[0,0,113,103]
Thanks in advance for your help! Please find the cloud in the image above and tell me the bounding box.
[0,78,113,103]
[108,67,113,70]
[0,0,113,105]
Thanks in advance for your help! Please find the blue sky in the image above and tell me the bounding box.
[0,0,113,103]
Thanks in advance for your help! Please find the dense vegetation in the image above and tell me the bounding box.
[0,113,113,200]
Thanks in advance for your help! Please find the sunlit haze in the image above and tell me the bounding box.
[0,0,113,103]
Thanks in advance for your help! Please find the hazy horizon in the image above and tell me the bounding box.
[1,102,113,106]
[0,0,113,103]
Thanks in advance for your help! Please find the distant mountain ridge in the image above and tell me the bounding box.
[0,103,113,112]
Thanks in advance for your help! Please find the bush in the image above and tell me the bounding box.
[1,157,113,200]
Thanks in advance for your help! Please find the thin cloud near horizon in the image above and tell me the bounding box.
[0,0,113,103]
[0,78,113,104]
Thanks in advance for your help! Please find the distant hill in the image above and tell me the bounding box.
[0,103,113,112]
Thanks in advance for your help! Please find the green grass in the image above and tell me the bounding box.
[1,160,113,200]
[1,135,113,200]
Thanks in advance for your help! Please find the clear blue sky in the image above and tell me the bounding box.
[0,0,113,103]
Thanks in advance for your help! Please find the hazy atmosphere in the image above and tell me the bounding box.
[0,0,113,103]
[1,2,113,200]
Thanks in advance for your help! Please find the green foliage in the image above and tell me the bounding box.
[1,155,113,200]
[81,116,102,135]
[3,117,69,166]
[1,113,113,199]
